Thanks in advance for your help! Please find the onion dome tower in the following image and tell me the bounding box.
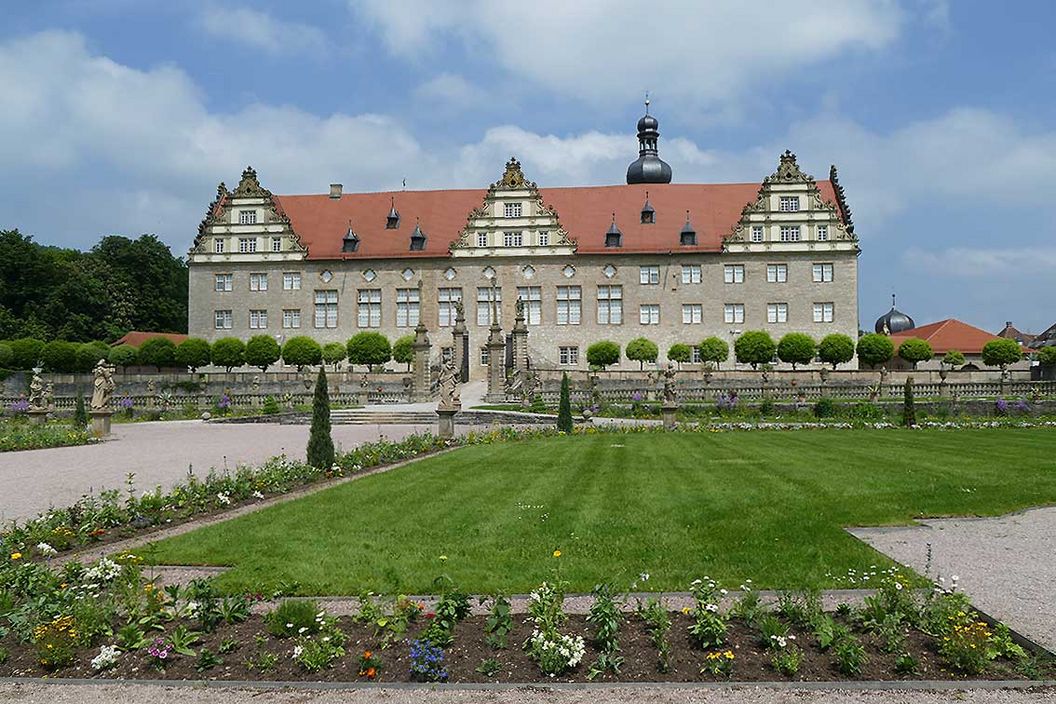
[874,294,915,335]
[626,97,672,185]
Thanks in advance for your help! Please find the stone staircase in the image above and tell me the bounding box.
[329,409,439,425]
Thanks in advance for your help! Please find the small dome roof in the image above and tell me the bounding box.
[627,156,672,184]
[637,114,658,132]
[875,297,915,334]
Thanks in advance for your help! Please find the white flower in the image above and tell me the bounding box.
[292,645,303,659]
[298,626,308,634]
[705,603,719,613]
[252,491,265,500]
[639,572,650,582]
[720,589,728,596]
[36,542,57,556]
[216,492,231,505]
[286,622,294,628]
[91,645,121,671]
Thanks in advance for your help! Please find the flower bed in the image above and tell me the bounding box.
[0,557,1049,683]
[0,422,96,453]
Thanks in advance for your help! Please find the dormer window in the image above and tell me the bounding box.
[605,215,622,248]
[680,211,696,246]
[640,194,655,224]
[503,202,522,218]
[386,198,400,229]
[342,224,359,253]
[410,222,427,251]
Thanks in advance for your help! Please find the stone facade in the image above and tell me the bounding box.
[189,155,860,380]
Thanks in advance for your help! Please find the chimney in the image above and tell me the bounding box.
[329,183,342,199]
[1005,321,1012,328]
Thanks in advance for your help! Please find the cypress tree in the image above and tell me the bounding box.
[73,390,88,429]
[557,373,573,433]
[902,376,916,427]
[306,367,335,469]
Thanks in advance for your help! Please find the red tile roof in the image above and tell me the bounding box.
[111,331,189,348]
[889,319,1004,355]
[274,181,842,260]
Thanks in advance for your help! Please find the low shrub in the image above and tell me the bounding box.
[265,599,323,638]
[813,397,835,418]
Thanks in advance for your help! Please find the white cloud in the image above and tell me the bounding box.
[200,6,328,55]
[413,73,487,112]
[350,0,903,109]
[903,247,1056,278]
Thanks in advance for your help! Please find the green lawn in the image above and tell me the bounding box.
[150,428,1056,595]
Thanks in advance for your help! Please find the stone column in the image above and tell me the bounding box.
[452,302,468,383]
[411,318,432,403]
[485,285,506,403]
[511,298,529,373]
[90,410,112,438]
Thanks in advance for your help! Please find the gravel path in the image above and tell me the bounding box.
[0,420,444,523]
[849,506,1056,652]
[1,682,1053,704]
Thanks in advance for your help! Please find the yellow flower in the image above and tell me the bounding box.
[10,552,21,560]
[552,550,562,558]
[681,606,691,615]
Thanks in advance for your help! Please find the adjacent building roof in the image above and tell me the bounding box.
[1032,321,1056,348]
[889,319,1003,355]
[273,181,843,260]
[111,331,189,348]
[995,321,1035,347]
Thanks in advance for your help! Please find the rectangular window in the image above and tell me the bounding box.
[282,272,301,290]
[639,265,660,285]
[779,226,801,242]
[249,309,268,329]
[214,238,225,254]
[813,302,835,323]
[691,347,702,363]
[681,265,702,284]
[779,196,800,212]
[238,210,257,225]
[556,286,581,325]
[597,285,623,325]
[503,202,522,218]
[767,303,789,324]
[817,224,828,241]
[538,231,549,246]
[503,231,523,247]
[724,303,744,324]
[516,286,542,325]
[751,225,764,243]
[214,310,232,330]
[723,264,744,284]
[282,309,301,329]
[812,263,834,282]
[639,304,660,325]
[767,264,788,283]
[271,237,282,252]
[437,287,462,327]
[314,290,338,329]
[214,273,233,292]
[238,237,257,253]
[559,346,579,365]
[480,346,490,365]
[357,289,381,328]
[476,232,488,248]
[396,288,420,327]
[477,287,501,326]
[682,304,703,324]
[441,347,453,364]
[249,273,268,292]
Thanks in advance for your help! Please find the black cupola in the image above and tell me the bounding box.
[386,197,400,229]
[626,98,672,185]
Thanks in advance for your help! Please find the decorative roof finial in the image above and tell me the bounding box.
[644,91,650,115]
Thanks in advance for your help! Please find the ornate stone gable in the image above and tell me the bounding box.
[723,151,857,251]
[450,157,576,257]
[231,166,273,199]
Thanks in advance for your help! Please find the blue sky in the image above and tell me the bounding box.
[2,1,1054,332]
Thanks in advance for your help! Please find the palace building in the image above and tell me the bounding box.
[188,109,860,378]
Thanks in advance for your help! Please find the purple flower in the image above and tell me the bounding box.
[9,399,29,413]
[119,396,134,409]
[631,391,643,402]
[217,394,231,409]
[1014,399,1030,413]
[995,398,1008,414]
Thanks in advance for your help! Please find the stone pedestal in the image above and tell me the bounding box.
[661,404,678,430]
[411,320,432,402]
[436,407,458,439]
[485,329,506,403]
[28,409,48,425]
[452,324,468,384]
[511,302,529,373]
[90,410,113,438]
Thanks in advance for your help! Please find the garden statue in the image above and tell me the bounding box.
[453,299,465,321]
[28,369,46,412]
[90,359,116,412]
[522,369,540,401]
[438,358,460,410]
[146,378,157,410]
[662,362,678,405]
[251,375,261,394]
[44,382,55,411]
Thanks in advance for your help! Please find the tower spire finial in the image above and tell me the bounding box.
[892,293,896,308]
[644,91,650,114]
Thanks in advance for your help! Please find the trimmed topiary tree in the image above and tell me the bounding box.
[981,338,1022,371]
[41,340,78,373]
[211,337,247,372]
[777,333,816,370]
[667,343,691,368]
[856,333,895,369]
[347,332,392,371]
[108,344,138,368]
[10,338,45,370]
[557,372,573,433]
[942,349,966,369]
[306,367,334,469]
[902,377,916,427]
[818,333,855,370]
[73,390,88,429]
[175,338,212,372]
[75,341,110,373]
[137,337,177,371]
[1038,346,1056,367]
[246,335,281,372]
[282,336,322,371]
[322,342,347,371]
[586,340,620,369]
[392,335,414,371]
[734,331,776,370]
[0,342,12,368]
[897,337,933,370]
[698,336,730,369]
[625,337,659,370]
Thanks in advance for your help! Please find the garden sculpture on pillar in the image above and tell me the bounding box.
[358,372,369,406]
[411,288,432,402]
[819,367,831,398]
[661,362,678,429]
[146,378,157,411]
[511,297,529,372]
[89,359,116,438]
[484,279,506,402]
[436,358,461,439]
[452,300,468,383]
[28,369,48,425]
